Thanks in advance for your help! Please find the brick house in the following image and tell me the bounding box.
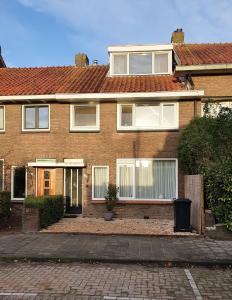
[0,29,231,219]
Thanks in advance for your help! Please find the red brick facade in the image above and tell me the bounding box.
[0,100,201,218]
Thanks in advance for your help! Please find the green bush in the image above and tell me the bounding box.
[178,104,232,231]
[25,195,64,228]
[203,160,232,231]
[0,192,11,222]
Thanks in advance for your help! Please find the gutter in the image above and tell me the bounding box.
[0,90,204,102]
[175,63,232,74]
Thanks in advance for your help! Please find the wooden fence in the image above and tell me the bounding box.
[185,175,205,234]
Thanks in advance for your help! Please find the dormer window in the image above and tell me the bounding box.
[110,47,172,75]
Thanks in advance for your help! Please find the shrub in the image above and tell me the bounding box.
[203,160,232,231]
[178,103,232,230]
[0,192,11,222]
[104,184,119,211]
[25,195,64,228]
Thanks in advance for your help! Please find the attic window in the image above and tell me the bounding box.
[111,51,171,75]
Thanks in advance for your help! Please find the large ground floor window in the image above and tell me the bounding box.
[117,159,177,200]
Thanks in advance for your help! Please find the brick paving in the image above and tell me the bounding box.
[0,234,232,266]
[41,218,196,236]
[0,262,231,299]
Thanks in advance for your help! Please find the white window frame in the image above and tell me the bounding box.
[92,165,109,200]
[22,104,50,132]
[70,103,100,132]
[0,105,5,132]
[0,159,4,191]
[116,158,178,201]
[11,166,27,201]
[117,102,179,131]
[153,51,172,75]
[110,51,172,76]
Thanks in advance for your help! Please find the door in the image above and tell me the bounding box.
[64,168,82,214]
[37,168,56,196]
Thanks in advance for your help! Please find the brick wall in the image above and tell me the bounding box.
[192,74,232,97]
[0,100,200,218]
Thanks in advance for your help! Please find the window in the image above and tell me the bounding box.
[92,166,109,199]
[0,160,4,191]
[23,105,49,131]
[129,53,152,74]
[118,103,178,130]
[0,106,5,131]
[154,53,169,74]
[111,51,171,75]
[113,54,127,74]
[11,166,26,200]
[70,104,100,131]
[117,159,177,200]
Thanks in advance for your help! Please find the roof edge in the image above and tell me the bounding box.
[0,91,204,102]
[175,63,232,73]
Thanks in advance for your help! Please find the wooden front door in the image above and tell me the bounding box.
[37,168,56,196]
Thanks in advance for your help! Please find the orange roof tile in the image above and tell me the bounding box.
[174,43,232,66]
[0,65,185,96]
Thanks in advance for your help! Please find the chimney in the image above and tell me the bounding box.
[93,59,98,65]
[171,28,184,44]
[75,53,89,66]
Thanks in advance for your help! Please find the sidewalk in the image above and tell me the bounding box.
[0,233,232,266]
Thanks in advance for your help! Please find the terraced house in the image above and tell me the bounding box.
[0,29,231,219]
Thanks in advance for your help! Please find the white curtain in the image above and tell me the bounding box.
[94,167,108,198]
[136,160,154,199]
[119,165,133,197]
[155,53,168,73]
[152,160,176,199]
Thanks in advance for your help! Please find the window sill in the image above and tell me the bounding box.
[70,129,100,133]
[117,127,179,132]
[11,199,25,202]
[22,129,50,133]
[92,199,174,205]
[0,130,5,133]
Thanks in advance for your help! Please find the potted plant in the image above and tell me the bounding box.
[104,184,119,221]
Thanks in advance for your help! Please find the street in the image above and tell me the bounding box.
[0,262,231,299]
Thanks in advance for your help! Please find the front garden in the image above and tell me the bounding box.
[178,103,232,231]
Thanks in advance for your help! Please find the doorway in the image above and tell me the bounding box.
[37,168,56,196]
[64,168,82,214]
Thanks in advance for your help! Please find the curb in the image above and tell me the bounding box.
[0,256,231,268]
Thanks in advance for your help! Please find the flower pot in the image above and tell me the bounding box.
[104,211,114,221]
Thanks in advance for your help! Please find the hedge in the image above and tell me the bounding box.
[0,192,11,222]
[25,195,64,228]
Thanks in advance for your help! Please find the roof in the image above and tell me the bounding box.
[174,43,232,66]
[0,65,185,96]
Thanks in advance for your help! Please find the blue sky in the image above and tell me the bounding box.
[1,0,232,67]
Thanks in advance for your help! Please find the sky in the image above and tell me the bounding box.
[1,0,232,67]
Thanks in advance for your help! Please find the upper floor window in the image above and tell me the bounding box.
[0,106,5,132]
[111,51,171,75]
[23,105,49,131]
[117,102,178,131]
[70,104,100,132]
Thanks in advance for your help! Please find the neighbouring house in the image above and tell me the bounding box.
[0,29,231,219]
[0,47,6,68]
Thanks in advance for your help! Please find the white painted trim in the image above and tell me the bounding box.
[0,90,204,101]
[22,104,50,132]
[176,63,232,72]
[108,44,173,52]
[117,102,179,131]
[0,159,4,191]
[28,161,86,167]
[153,51,172,75]
[116,158,178,201]
[92,165,109,200]
[70,103,100,132]
[0,105,5,132]
[110,50,172,76]
[11,166,27,201]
